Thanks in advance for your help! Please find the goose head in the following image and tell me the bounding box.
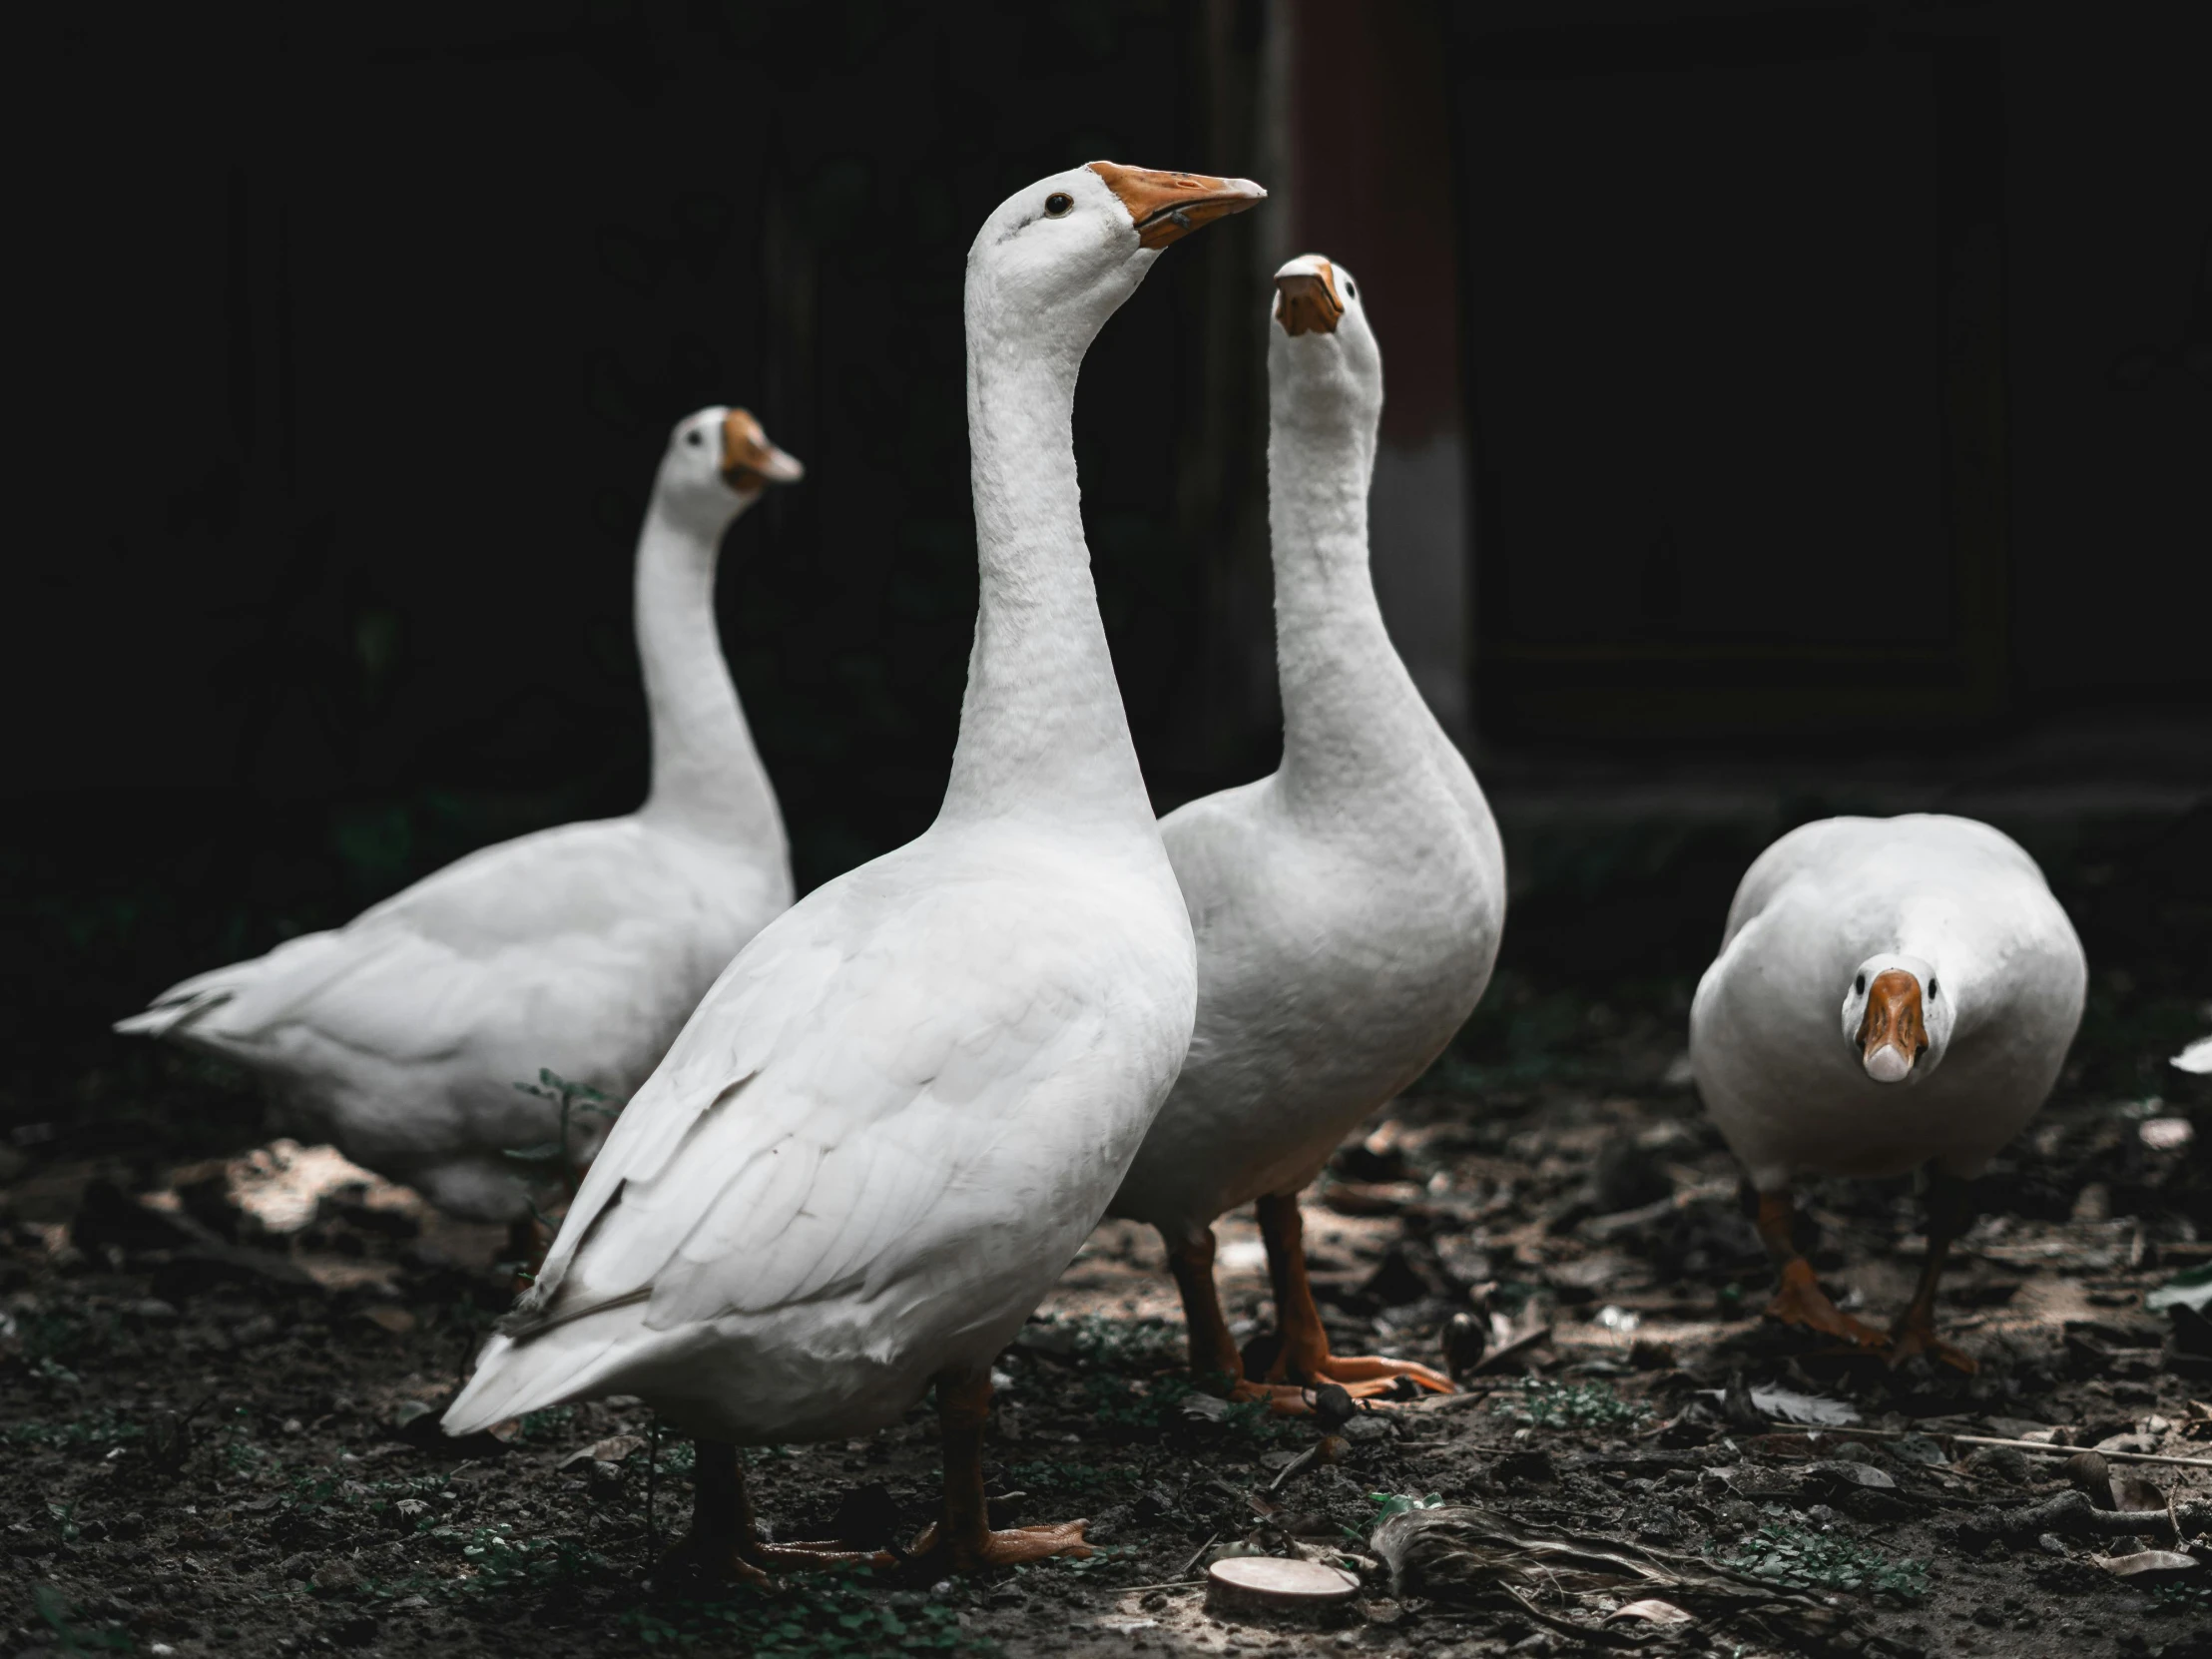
[1840,953,1952,1084]
[966,162,1266,362]
[657,406,804,525]
[1268,254,1382,432]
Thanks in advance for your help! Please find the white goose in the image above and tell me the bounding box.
[441,162,1262,1574]
[1690,814,2086,1370]
[1107,257,1505,1409]
[116,409,804,1227]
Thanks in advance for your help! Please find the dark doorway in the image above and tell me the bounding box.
[1446,7,2009,742]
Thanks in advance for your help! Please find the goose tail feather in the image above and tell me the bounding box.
[113,986,237,1040]
[441,1303,649,1438]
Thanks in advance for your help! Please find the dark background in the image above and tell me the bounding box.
[8,1,2208,1162]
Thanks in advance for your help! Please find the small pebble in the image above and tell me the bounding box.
[2060,1450,2113,1509]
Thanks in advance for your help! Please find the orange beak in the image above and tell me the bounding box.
[1857,969,1927,1080]
[721,408,805,493]
[1087,162,1267,250]
[1274,260,1345,337]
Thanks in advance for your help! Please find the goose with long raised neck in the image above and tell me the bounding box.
[1691,813,2086,1370]
[1107,256,1505,1411]
[115,409,804,1232]
[441,162,1262,1576]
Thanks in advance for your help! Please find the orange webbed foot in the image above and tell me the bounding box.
[909,1518,1092,1570]
[1280,1353,1455,1393]
[1260,1351,1455,1407]
[1887,1316,1977,1374]
[1764,1259,1888,1351]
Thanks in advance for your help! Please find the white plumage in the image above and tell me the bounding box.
[1690,813,2086,1366]
[444,161,1263,1573]
[1693,815,2086,1189]
[440,830,1193,1443]
[1108,256,1504,1405]
[115,407,803,1222]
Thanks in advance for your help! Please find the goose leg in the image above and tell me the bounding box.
[1254,1193,1454,1407]
[1164,1224,1335,1413]
[1163,1224,1283,1403]
[661,1440,773,1587]
[1888,1168,1978,1373]
[910,1368,1091,1569]
[666,1440,894,1582]
[1753,1189,1887,1351]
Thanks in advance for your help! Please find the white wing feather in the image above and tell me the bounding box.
[505,839,1185,1348]
[127,819,781,1067]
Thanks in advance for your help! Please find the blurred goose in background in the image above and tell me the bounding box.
[116,408,804,1231]
[1108,256,1505,1411]
[1690,814,2086,1371]
[442,162,1263,1576]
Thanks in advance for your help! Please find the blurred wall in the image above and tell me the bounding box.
[1998,6,2209,699]
[1432,0,2210,744]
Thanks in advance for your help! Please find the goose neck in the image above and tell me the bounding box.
[634,496,785,851]
[1267,406,1420,806]
[936,332,1152,833]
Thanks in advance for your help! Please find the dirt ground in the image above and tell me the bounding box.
[5,996,2209,1659]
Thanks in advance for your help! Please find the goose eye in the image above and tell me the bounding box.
[1854,974,1867,995]
[1344,280,1356,298]
[1929,977,1939,998]
[1044,192,1073,217]
[685,430,705,448]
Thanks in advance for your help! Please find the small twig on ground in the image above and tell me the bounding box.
[1267,1442,1325,1491]
[1174,1531,1220,1580]
[1764,1421,2212,1470]
[1580,1180,1738,1243]
[1415,1381,1522,1413]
